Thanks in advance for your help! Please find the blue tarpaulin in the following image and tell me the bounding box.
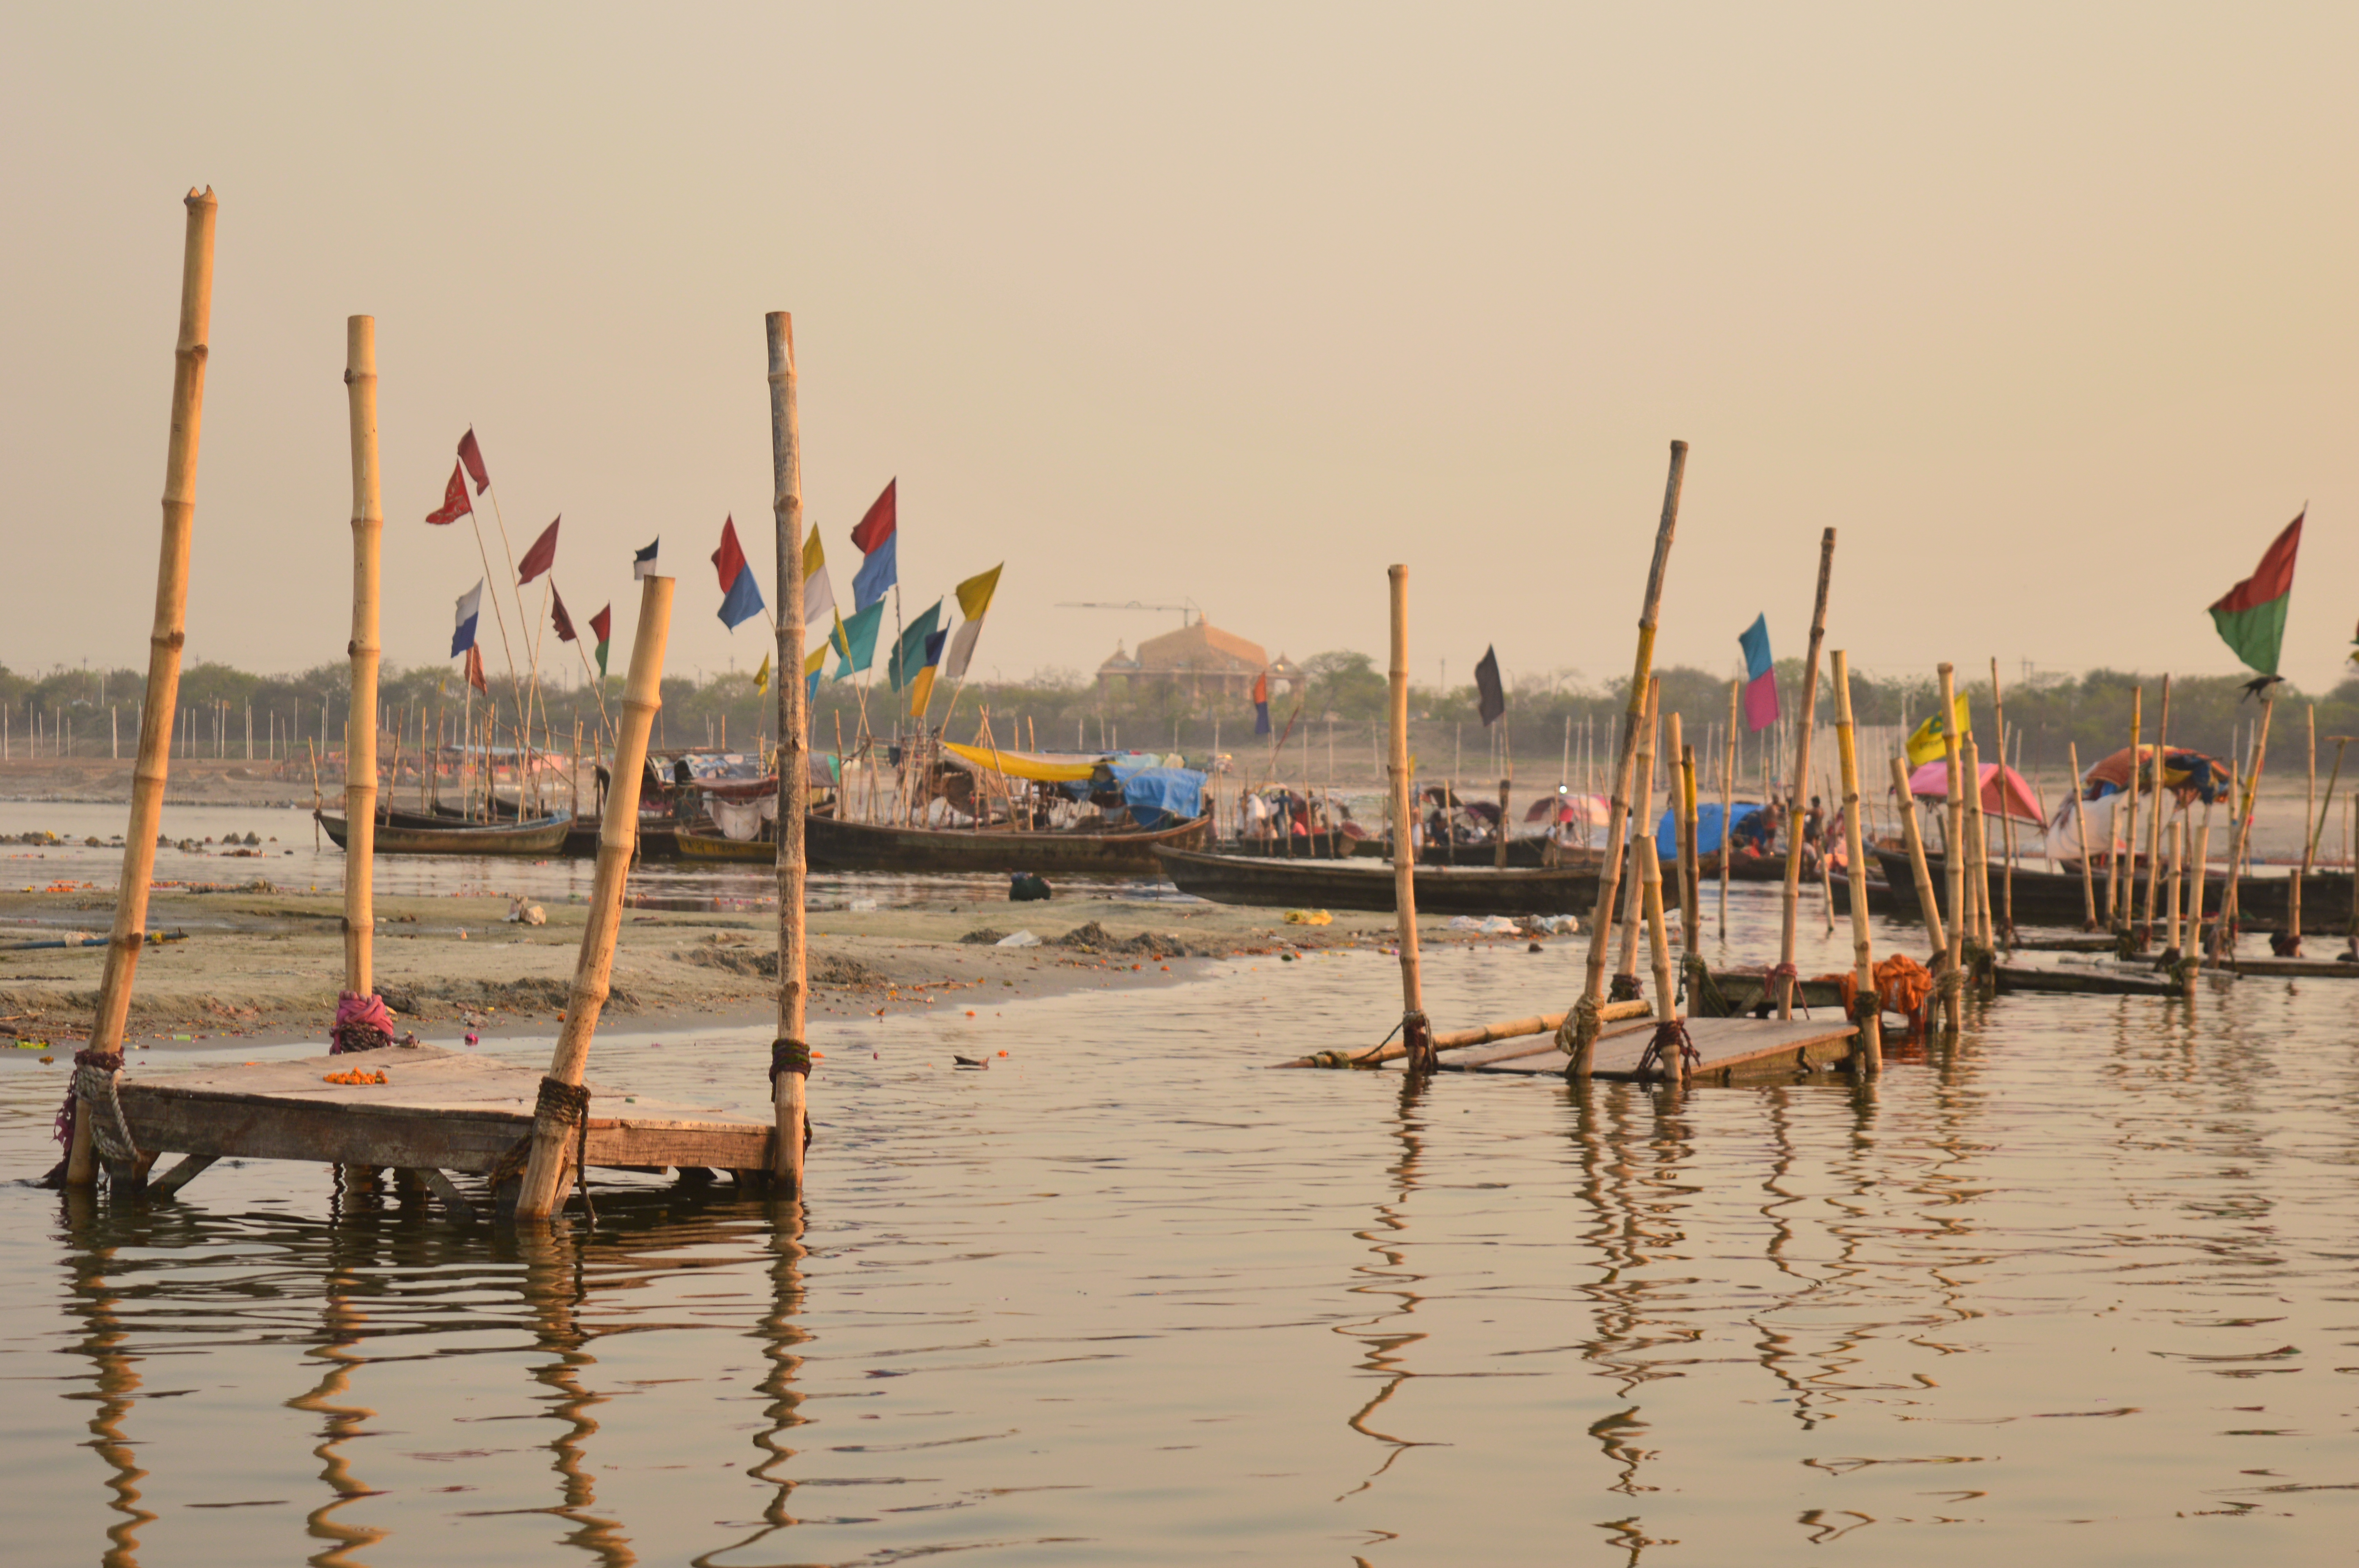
[1656,800,1765,859]
[1121,768,1206,831]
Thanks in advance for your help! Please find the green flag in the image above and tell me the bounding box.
[887,599,941,693]
[831,601,885,678]
[2208,512,2304,677]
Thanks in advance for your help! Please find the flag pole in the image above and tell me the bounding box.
[765,310,811,1200]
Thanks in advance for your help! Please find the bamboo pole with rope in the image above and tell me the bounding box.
[1564,441,1685,1078]
[512,575,674,1221]
[767,313,812,1194]
[1938,663,1966,1033]
[1776,528,1836,1020]
[1833,652,1881,1072]
[66,188,216,1189]
[1386,565,1429,1069]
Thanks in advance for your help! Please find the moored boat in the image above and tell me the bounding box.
[805,813,1211,876]
[1153,845,1596,915]
[316,809,572,857]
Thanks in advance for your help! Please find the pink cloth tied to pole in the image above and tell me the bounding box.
[331,990,395,1054]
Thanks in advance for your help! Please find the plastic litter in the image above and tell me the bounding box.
[996,930,1041,948]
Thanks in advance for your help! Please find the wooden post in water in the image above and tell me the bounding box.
[1890,756,1947,961]
[1565,439,1686,1078]
[2067,739,2098,927]
[1938,663,1966,1033]
[1832,652,1880,1073]
[1776,528,1836,1020]
[2211,695,2273,962]
[1719,679,1738,940]
[67,188,216,1189]
[342,317,383,1002]
[767,313,812,1190]
[2166,818,2186,970]
[513,575,673,1220]
[2140,676,2173,945]
[1386,565,1429,1069]
[1636,838,1684,1087]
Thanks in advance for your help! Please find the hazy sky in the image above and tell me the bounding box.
[4,4,2354,703]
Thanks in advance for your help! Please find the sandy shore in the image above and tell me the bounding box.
[0,879,1527,1053]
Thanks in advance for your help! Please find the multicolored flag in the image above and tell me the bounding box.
[1473,646,1505,728]
[589,603,612,678]
[1904,695,1972,768]
[2208,511,2304,681]
[711,516,766,629]
[633,539,660,579]
[851,479,898,611]
[425,461,472,525]
[1738,614,1779,732]
[909,628,950,715]
[1252,670,1271,737]
[457,428,491,494]
[551,586,577,642]
[451,580,483,658]
[888,598,941,692]
[831,601,884,677]
[517,517,560,584]
[940,564,1004,681]
[803,530,836,626]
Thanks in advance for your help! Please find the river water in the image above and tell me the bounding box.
[6,870,2359,1565]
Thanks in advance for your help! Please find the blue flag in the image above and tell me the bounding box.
[451,579,483,658]
[852,530,897,612]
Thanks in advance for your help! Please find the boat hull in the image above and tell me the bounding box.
[1872,848,2355,934]
[1153,846,1598,915]
[317,809,572,857]
[804,813,1210,876]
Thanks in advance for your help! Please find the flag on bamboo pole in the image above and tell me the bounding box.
[908,628,950,715]
[1252,670,1271,736]
[517,517,560,584]
[754,652,771,694]
[451,580,483,658]
[633,539,660,579]
[1473,645,1506,727]
[589,603,612,677]
[457,428,491,494]
[712,516,766,629]
[888,598,942,692]
[551,586,578,642]
[803,530,836,626]
[938,563,1003,682]
[464,644,488,694]
[425,461,472,525]
[850,479,898,611]
[831,601,884,677]
[2208,510,2304,683]
[1903,695,1972,768]
[1738,614,1780,732]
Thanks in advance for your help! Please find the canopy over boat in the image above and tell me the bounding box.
[1655,800,1768,858]
[2077,744,2230,805]
[1905,760,2045,826]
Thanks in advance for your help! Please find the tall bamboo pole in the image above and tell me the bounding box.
[2140,676,2173,944]
[2067,740,2097,927]
[1719,679,1738,940]
[513,575,673,1220]
[67,188,216,1188]
[1890,757,1946,959]
[341,317,382,999]
[1776,528,1836,1019]
[1938,663,1966,1033]
[1565,440,1686,1077]
[1833,653,1880,1071]
[1386,565,1428,1067]
[2211,696,2273,962]
[1615,680,1662,986]
[767,314,812,1191]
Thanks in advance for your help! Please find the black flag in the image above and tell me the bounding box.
[1474,645,1506,727]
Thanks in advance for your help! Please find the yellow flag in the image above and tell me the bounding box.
[753,652,771,693]
[803,640,827,677]
[909,664,938,716]
[802,530,825,574]
[1903,695,1972,768]
[954,563,1003,622]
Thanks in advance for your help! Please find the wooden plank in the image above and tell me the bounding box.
[412,1167,479,1224]
[147,1153,215,1199]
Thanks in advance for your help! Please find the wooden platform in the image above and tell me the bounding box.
[107,1044,774,1201]
[1440,1014,1860,1084]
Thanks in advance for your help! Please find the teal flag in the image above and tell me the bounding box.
[887,599,942,693]
[831,601,886,678]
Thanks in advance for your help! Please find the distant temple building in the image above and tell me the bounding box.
[1096,617,1299,706]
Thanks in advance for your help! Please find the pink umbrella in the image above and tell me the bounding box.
[1905,760,2044,826]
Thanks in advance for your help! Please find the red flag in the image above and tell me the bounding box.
[588,603,612,646]
[464,644,488,693]
[712,515,751,589]
[851,479,897,553]
[425,461,472,525]
[551,586,578,643]
[516,516,560,584]
[457,428,491,495]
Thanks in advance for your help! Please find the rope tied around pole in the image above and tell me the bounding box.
[533,1076,596,1223]
[1556,992,1603,1060]
[769,1037,812,1085]
[330,990,395,1054]
[2268,928,2303,958]
[59,1049,138,1171]
[1766,962,1804,1015]
[1608,972,1644,1004]
[1635,1018,1699,1081]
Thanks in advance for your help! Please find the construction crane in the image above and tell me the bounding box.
[1056,599,1203,627]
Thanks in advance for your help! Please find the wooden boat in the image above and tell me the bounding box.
[1153,846,1597,915]
[1871,847,2354,935]
[675,830,779,863]
[316,808,572,857]
[804,813,1211,876]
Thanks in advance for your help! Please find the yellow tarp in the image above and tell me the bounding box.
[941,741,1101,783]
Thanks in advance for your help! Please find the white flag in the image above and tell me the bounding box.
[941,616,984,681]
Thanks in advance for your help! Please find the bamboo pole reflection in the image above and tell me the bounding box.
[61,1187,155,1568]
[290,1181,390,1568]
[518,1221,638,1566]
[1332,1074,1438,1500]
[692,1198,809,1568]
[1564,1081,1675,1499]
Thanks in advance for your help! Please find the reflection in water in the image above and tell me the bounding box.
[1335,1076,1436,1499]
[519,1224,636,1566]
[695,1200,809,1567]
[289,1185,390,1568]
[62,1188,155,1568]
